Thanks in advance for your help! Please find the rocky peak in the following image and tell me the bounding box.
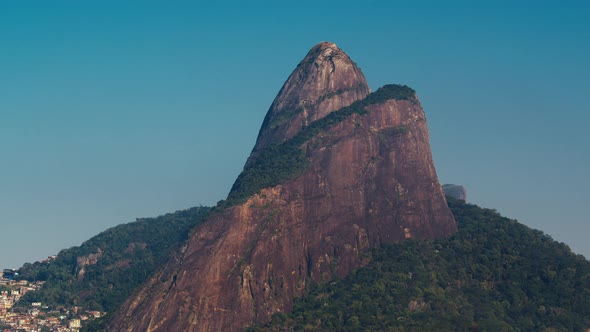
[253,41,370,152]
[108,44,456,332]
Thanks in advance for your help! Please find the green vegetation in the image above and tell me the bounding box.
[17,206,210,313]
[361,84,415,104]
[254,198,590,331]
[227,84,415,204]
[0,285,10,294]
[266,107,304,130]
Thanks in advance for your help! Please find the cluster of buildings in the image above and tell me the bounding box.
[1,269,103,332]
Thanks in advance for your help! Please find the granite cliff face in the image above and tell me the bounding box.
[253,42,370,152]
[109,42,456,331]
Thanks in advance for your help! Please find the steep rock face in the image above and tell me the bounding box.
[252,42,370,153]
[109,43,456,331]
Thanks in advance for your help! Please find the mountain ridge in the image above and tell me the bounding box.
[10,42,589,332]
[107,42,456,331]
[250,42,370,158]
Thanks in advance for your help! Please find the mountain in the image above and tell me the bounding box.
[443,184,467,201]
[251,42,370,153]
[255,198,590,331]
[107,42,456,331]
[17,206,209,313]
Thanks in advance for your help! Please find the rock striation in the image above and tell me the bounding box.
[108,42,457,331]
[253,41,370,153]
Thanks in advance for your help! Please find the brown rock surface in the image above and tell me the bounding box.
[251,41,370,154]
[108,42,456,331]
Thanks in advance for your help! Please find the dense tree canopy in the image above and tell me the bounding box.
[17,206,210,313]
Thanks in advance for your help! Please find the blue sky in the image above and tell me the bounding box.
[1,1,588,268]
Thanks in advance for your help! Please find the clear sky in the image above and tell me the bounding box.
[1,1,588,268]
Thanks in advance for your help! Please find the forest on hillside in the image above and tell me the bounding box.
[17,198,590,332]
[253,198,590,331]
[17,206,210,313]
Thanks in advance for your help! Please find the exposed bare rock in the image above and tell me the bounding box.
[75,248,102,282]
[443,184,467,201]
[408,298,428,312]
[108,42,456,331]
[252,41,370,154]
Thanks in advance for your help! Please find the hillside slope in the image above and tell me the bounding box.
[17,206,210,313]
[257,197,590,331]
